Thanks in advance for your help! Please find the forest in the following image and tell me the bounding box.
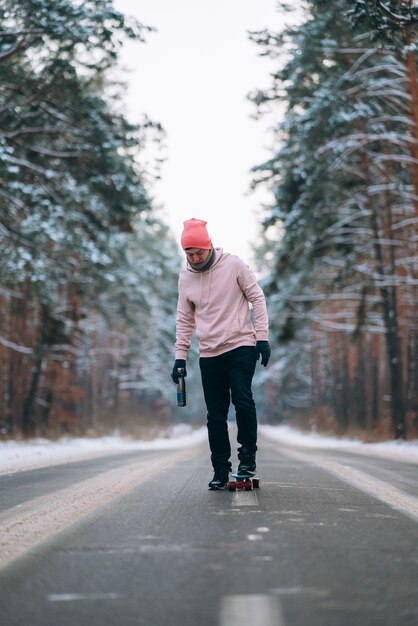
[0,0,417,441]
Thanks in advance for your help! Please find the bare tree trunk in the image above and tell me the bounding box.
[369,200,406,438]
[21,305,49,437]
[403,31,418,436]
[360,132,406,438]
[404,46,418,215]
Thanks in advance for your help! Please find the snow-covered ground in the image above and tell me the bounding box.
[260,424,418,464]
[0,424,207,475]
[1,423,417,475]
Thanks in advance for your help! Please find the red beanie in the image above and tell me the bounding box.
[181,218,212,250]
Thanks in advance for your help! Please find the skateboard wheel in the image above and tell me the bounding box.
[227,482,236,491]
[252,478,260,488]
[245,483,253,491]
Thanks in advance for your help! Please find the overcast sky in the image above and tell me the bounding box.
[114,0,281,264]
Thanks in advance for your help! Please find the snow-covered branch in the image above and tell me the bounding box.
[4,128,73,140]
[0,30,44,62]
[26,146,85,159]
[0,335,33,355]
[377,1,417,24]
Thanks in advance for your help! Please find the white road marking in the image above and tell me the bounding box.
[272,586,330,598]
[0,447,200,570]
[232,490,258,506]
[280,447,418,523]
[48,593,120,602]
[220,594,285,626]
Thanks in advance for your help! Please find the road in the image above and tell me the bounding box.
[1,432,418,626]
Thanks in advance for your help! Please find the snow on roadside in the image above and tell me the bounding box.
[260,424,418,464]
[2,423,418,476]
[0,424,207,475]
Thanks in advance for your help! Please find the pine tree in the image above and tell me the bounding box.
[0,1,179,436]
[250,0,418,438]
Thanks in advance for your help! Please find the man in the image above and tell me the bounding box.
[171,218,270,490]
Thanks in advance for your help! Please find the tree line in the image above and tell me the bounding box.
[0,0,187,438]
[1,0,417,441]
[250,0,418,439]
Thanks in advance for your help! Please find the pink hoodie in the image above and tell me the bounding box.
[175,248,269,359]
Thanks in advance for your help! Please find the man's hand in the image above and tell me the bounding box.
[171,359,187,384]
[256,341,271,367]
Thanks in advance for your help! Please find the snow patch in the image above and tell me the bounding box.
[0,424,207,475]
[260,424,418,464]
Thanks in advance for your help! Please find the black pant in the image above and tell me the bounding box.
[199,346,258,469]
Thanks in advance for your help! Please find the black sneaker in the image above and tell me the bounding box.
[237,447,256,476]
[208,468,230,490]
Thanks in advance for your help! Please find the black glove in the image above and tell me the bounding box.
[256,341,271,367]
[171,359,187,384]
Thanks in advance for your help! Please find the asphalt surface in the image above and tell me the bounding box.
[1,434,418,626]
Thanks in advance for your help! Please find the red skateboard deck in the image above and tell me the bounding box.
[227,475,260,491]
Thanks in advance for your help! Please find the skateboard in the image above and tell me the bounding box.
[227,473,260,491]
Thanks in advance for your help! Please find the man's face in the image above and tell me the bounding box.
[185,248,211,265]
